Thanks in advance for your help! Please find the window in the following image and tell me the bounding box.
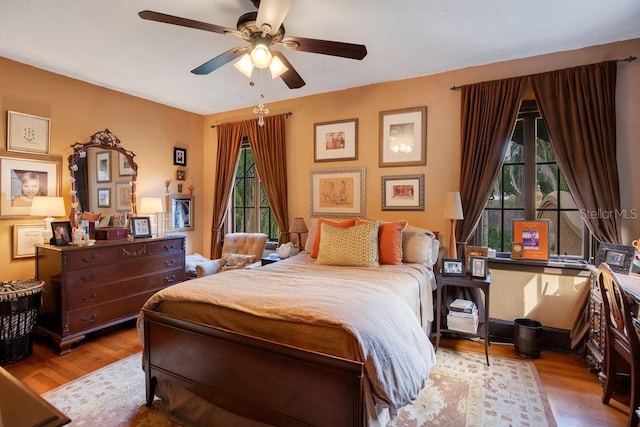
[230,141,279,240]
[476,100,584,257]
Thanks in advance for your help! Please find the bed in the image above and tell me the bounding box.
[138,220,440,426]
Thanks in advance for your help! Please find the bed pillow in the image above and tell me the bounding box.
[316,219,380,267]
[185,253,211,274]
[309,218,356,258]
[221,253,256,271]
[355,218,407,265]
[402,225,439,269]
[81,211,101,221]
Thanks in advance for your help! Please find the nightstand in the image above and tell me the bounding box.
[435,273,491,365]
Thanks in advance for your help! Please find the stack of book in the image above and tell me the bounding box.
[447,298,479,333]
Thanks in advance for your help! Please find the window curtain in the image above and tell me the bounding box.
[530,61,621,244]
[244,114,290,244]
[209,122,243,259]
[456,77,527,245]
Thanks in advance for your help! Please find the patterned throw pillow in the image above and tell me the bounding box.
[316,219,380,267]
[356,218,407,265]
[221,253,256,271]
[310,218,356,258]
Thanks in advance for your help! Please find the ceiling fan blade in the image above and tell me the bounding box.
[191,47,249,75]
[256,0,292,35]
[273,51,305,89]
[138,10,241,37]
[282,36,367,60]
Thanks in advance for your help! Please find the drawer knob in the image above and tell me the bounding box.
[165,259,176,267]
[165,274,176,284]
[81,314,97,323]
[81,273,97,282]
[164,244,176,251]
[81,254,97,264]
[81,292,97,303]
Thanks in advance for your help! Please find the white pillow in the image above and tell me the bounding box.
[402,225,439,269]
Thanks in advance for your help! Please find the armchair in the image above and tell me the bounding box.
[195,232,268,277]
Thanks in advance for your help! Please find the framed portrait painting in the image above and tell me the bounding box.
[310,167,365,218]
[51,221,72,246]
[381,174,424,211]
[379,106,427,167]
[0,155,61,217]
[170,195,193,231]
[314,119,358,162]
[7,111,50,155]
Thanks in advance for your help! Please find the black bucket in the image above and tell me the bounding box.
[514,318,543,359]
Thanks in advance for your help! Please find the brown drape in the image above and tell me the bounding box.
[530,61,621,244]
[457,77,527,244]
[210,122,243,259]
[244,115,290,244]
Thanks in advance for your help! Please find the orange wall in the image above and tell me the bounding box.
[203,38,640,257]
[0,58,204,281]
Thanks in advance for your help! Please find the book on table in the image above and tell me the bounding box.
[449,298,476,313]
[447,299,479,333]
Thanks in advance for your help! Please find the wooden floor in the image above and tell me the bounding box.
[2,326,631,426]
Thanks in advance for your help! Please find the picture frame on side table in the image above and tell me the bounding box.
[13,224,47,258]
[0,155,61,217]
[379,106,427,167]
[314,119,358,162]
[381,174,424,211]
[170,195,193,231]
[470,256,489,278]
[465,246,488,273]
[7,111,51,155]
[131,216,152,238]
[595,243,636,274]
[51,221,72,245]
[309,167,366,218]
[441,259,465,277]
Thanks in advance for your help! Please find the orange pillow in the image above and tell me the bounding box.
[356,219,407,265]
[310,218,356,258]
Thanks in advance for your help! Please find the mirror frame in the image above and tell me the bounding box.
[68,129,138,228]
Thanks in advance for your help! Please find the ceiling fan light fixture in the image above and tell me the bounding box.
[269,55,288,79]
[250,42,272,69]
[234,53,254,78]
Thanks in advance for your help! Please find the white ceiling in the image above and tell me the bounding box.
[1,0,639,115]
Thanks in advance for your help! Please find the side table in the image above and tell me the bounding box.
[435,273,491,365]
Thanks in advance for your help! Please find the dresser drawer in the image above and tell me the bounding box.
[65,247,119,270]
[66,269,183,310]
[67,291,157,333]
[146,238,184,255]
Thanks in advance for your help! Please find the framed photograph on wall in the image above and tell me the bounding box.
[0,155,61,217]
[309,167,366,218]
[13,224,46,258]
[51,221,72,245]
[96,151,111,183]
[170,195,193,231]
[176,170,186,181]
[131,216,152,238]
[118,153,134,176]
[512,219,550,260]
[595,243,636,274]
[381,174,424,211]
[174,147,187,166]
[97,188,111,208]
[115,182,132,211]
[313,119,358,162]
[441,259,465,277]
[7,111,50,155]
[379,106,427,167]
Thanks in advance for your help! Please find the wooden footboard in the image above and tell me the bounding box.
[142,309,365,427]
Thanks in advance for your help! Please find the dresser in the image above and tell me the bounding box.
[35,236,185,354]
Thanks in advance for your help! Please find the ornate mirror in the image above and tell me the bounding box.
[68,129,138,228]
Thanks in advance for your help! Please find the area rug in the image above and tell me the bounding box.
[42,348,556,426]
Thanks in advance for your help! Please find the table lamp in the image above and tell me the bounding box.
[444,191,464,259]
[289,217,308,250]
[139,197,164,236]
[30,196,66,243]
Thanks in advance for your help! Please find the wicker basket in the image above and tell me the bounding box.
[0,280,44,365]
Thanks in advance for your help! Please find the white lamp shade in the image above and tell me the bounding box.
[139,198,164,214]
[444,191,464,220]
[30,196,66,217]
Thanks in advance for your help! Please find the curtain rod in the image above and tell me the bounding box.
[449,55,638,91]
[210,111,292,128]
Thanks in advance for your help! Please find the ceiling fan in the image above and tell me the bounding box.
[138,0,367,89]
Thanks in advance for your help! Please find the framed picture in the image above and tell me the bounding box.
[51,221,72,246]
[96,151,111,183]
[381,174,424,211]
[313,119,358,162]
[511,242,524,259]
[379,106,427,167]
[441,259,465,277]
[118,153,134,176]
[470,256,489,278]
[170,195,193,231]
[0,155,61,217]
[131,216,152,238]
[7,111,50,155]
[115,182,132,211]
[595,243,636,274]
[174,147,187,166]
[13,224,46,258]
[176,170,186,181]
[465,246,488,273]
[97,188,111,208]
[512,220,550,260]
[309,167,366,218]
